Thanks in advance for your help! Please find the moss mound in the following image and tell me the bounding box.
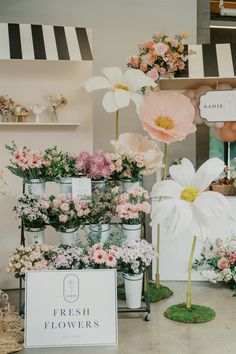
[117,283,173,303]
[164,303,216,324]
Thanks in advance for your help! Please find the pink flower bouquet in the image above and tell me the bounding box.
[128,31,192,83]
[83,243,121,269]
[48,194,91,232]
[76,150,112,180]
[116,187,151,225]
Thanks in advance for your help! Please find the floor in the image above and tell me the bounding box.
[6,281,236,354]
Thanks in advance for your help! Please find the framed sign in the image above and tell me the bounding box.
[25,269,117,348]
[199,89,236,122]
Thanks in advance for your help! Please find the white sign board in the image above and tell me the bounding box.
[25,269,117,348]
[199,89,236,122]
[72,177,92,199]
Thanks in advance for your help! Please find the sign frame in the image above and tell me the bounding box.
[24,269,118,348]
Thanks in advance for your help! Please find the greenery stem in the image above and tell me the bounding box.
[116,110,119,140]
[186,236,197,310]
[155,143,168,288]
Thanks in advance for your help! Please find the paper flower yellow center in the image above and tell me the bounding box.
[155,116,174,130]
[181,187,200,203]
[114,83,129,91]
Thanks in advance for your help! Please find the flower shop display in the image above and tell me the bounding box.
[14,194,50,244]
[119,239,156,308]
[48,194,90,245]
[0,95,15,122]
[6,142,48,194]
[116,187,151,241]
[83,66,155,138]
[140,90,196,301]
[127,31,191,84]
[88,187,120,243]
[76,150,112,190]
[151,157,234,323]
[193,237,236,293]
[45,94,67,122]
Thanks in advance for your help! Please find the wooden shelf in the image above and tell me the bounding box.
[0,122,79,126]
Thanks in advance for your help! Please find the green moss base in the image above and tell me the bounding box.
[149,283,173,302]
[117,283,173,303]
[164,303,216,323]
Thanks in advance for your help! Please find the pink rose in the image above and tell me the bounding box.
[60,203,70,212]
[154,42,168,57]
[59,214,68,223]
[218,258,229,270]
[129,55,139,67]
[147,68,159,81]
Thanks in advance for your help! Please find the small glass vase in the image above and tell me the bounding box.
[1,112,11,122]
[50,108,58,122]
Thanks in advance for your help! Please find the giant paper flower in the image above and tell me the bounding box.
[111,133,163,175]
[140,91,196,143]
[151,158,234,240]
[83,66,155,114]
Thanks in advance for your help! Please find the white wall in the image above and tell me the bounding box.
[0,0,197,289]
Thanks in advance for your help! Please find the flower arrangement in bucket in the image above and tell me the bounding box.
[7,244,51,279]
[110,132,163,190]
[87,187,120,243]
[116,187,151,241]
[151,157,234,323]
[48,194,91,245]
[119,239,157,308]
[140,90,196,301]
[83,66,155,139]
[5,142,49,194]
[127,31,192,84]
[45,245,85,270]
[75,150,112,190]
[0,95,15,122]
[193,237,236,295]
[14,194,50,244]
[83,243,121,269]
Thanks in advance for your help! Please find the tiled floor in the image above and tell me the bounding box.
[6,281,236,354]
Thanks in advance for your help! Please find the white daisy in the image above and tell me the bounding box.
[83,66,155,114]
[151,158,234,240]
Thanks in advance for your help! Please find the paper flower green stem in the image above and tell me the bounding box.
[186,235,197,310]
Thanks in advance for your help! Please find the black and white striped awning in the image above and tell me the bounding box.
[0,23,93,61]
[174,43,236,79]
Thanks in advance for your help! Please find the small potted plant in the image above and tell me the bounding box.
[88,187,120,243]
[116,187,151,240]
[48,194,90,245]
[6,142,48,194]
[119,239,156,308]
[14,194,50,244]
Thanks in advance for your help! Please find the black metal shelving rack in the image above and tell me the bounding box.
[18,182,151,321]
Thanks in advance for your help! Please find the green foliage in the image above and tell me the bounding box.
[164,303,216,323]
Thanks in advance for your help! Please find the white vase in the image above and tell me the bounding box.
[27,179,45,195]
[121,180,140,192]
[124,273,143,309]
[59,228,77,245]
[90,224,110,243]
[59,177,72,194]
[91,179,106,191]
[122,224,141,241]
[25,228,45,245]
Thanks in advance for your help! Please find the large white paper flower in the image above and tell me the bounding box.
[111,133,163,175]
[83,66,155,114]
[151,158,234,240]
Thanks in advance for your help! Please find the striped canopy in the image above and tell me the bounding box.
[0,23,93,61]
[175,43,236,79]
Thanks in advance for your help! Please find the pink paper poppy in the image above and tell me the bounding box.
[140,91,196,144]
